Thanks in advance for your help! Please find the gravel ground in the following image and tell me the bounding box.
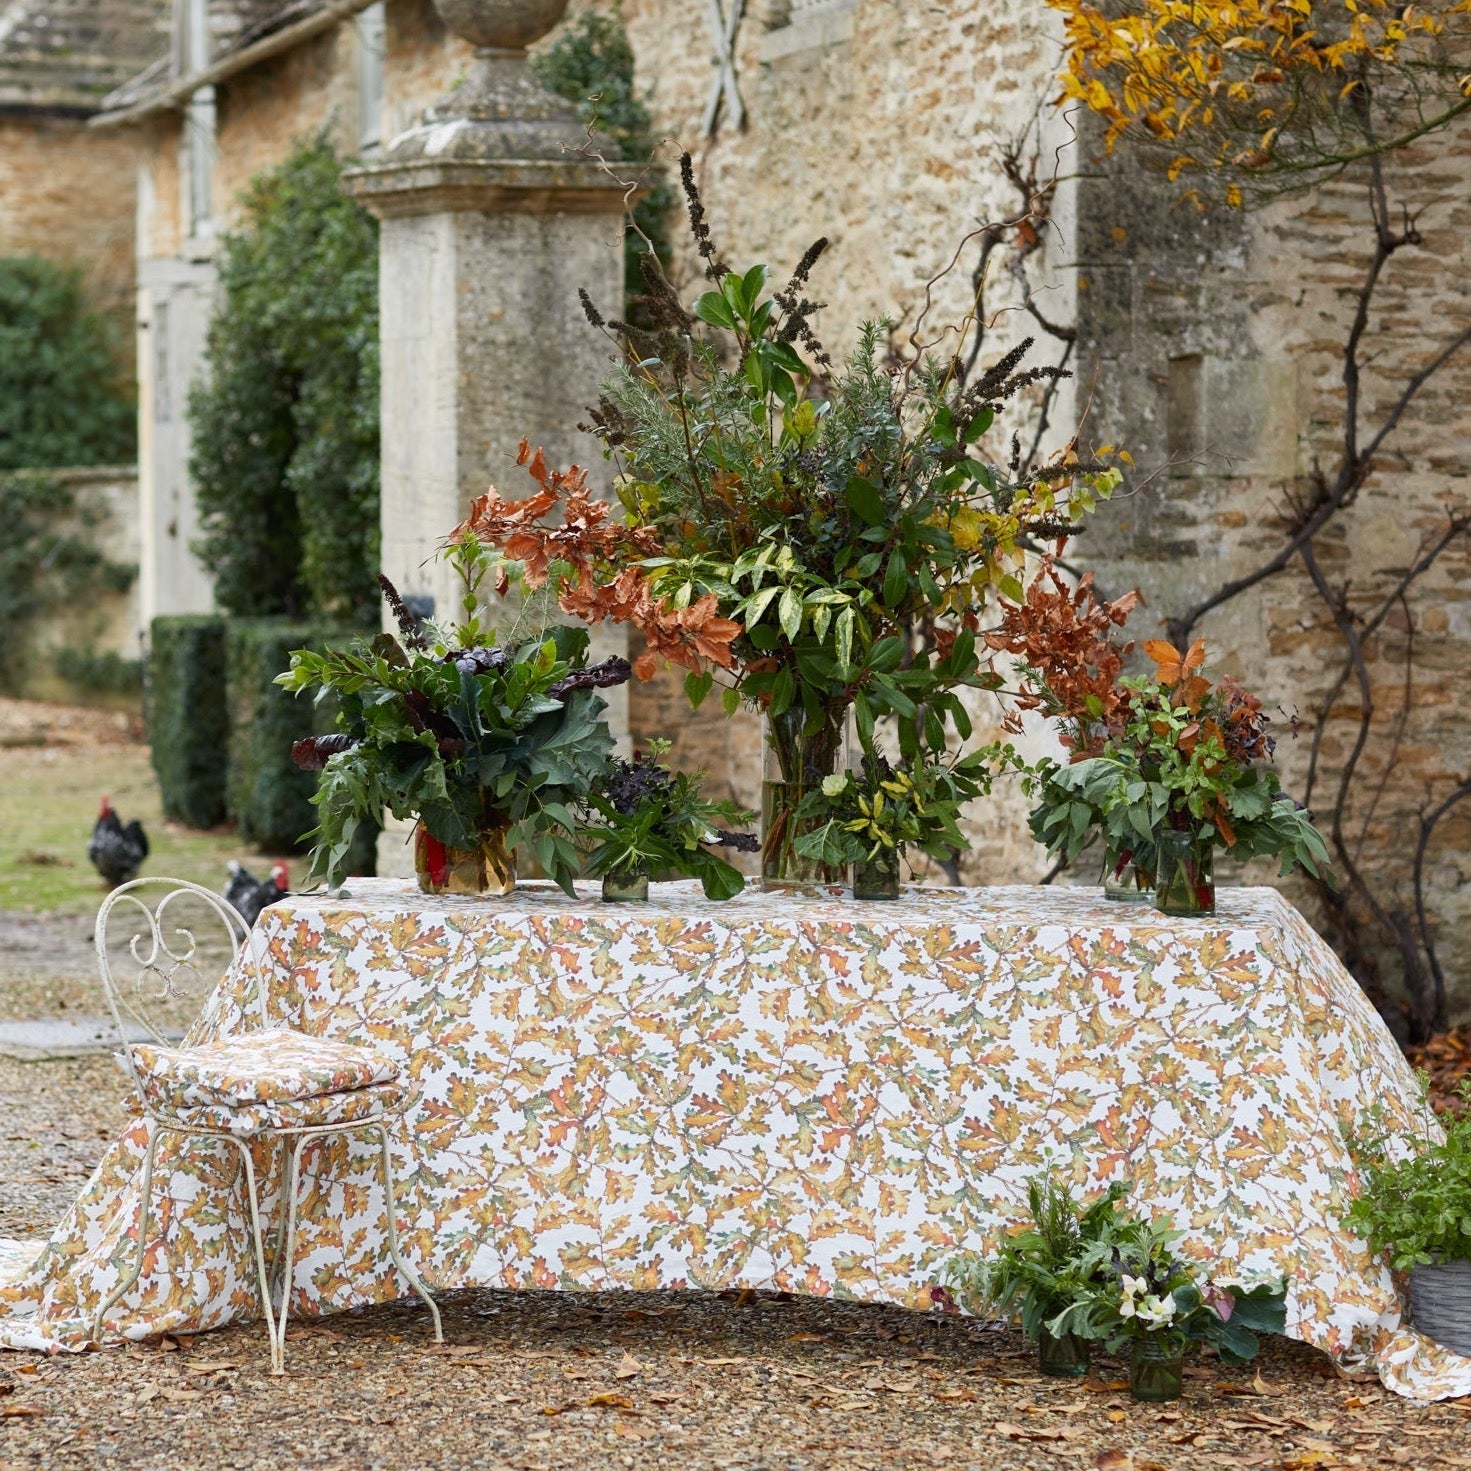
[4,913,1470,1469]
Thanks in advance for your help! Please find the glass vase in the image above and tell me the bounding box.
[761,704,850,891]
[852,854,901,901]
[1129,1335,1185,1402]
[1036,1327,1090,1378]
[415,823,516,896]
[601,871,649,902]
[1101,845,1154,901]
[1153,829,1215,917]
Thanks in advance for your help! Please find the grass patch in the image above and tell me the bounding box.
[0,743,290,913]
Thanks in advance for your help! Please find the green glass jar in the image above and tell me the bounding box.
[1153,829,1215,917]
[601,871,650,902]
[852,855,901,901]
[1036,1327,1090,1378]
[1129,1335,1185,1401]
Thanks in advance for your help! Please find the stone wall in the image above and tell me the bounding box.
[0,114,140,333]
[1073,130,1471,1024]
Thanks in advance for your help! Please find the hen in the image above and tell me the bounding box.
[223,860,290,927]
[87,797,149,887]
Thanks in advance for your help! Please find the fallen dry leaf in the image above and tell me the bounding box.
[1106,1410,1127,1424]
[1095,1453,1132,1471]
[934,1389,977,1403]
[1251,1371,1286,1396]
[586,1393,634,1410]
[787,1332,828,1343]
[993,1421,1082,1443]
[613,1352,641,1380]
[612,1420,653,1440]
[160,1386,203,1402]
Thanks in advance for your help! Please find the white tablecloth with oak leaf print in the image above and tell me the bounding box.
[2,880,1465,1399]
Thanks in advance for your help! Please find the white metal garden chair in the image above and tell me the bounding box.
[93,876,442,1372]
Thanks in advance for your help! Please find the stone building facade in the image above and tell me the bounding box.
[94,0,1470,1021]
[0,0,169,329]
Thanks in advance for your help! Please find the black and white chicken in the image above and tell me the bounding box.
[87,796,149,887]
[223,860,290,927]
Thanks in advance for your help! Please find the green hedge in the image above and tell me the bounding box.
[226,620,377,869]
[151,615,376,871]
[149,616,229,828]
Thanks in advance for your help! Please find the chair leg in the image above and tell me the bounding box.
[270,1136,305,1374]
[92,1120,160,1345]
[374,1123,442,1343]
[228,1136,284,1375]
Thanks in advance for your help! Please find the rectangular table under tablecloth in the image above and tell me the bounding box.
[2,880,1466,1399]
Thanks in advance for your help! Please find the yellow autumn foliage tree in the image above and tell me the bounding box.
[1051,0,1471,200]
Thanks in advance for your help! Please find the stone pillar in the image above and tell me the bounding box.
[343,0,628,876]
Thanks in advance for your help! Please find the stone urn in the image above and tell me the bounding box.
[347,0,605,181]
[432,0,569,50]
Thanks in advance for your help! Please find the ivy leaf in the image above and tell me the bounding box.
[685,670,714,709]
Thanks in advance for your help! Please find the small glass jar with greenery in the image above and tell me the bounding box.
[942,1175,1133,1379]
[581,742,757,901]
[792,746,1017,900]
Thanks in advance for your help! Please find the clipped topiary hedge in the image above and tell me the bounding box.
[149,616,229,829]
[226,620,377,870]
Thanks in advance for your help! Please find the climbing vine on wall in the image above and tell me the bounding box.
[532,5,673,291]
[0,474,136,692]
[190,138,380,627]
[0,256,135,471]
[1056,0,1471,1041]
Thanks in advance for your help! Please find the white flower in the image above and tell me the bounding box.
[1120,1274,1146,1298]
[1138,1293,1176,1327]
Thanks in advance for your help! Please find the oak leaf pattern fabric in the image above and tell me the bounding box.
[0,881,1465,1399]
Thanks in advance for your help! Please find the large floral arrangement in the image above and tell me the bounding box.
[459,158,1122,884]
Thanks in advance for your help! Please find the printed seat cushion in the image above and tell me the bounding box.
[129,1029,401,1112]
[134,1081,411,1139]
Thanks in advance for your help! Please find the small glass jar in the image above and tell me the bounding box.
[601,871,650,902]
[1129,1334,1185,1401]
[852,855,901,901]
[1153,829,1215,917]
[1036,1327,1090,1378]
[1101,846,1154,902]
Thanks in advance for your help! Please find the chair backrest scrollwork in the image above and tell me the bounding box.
[94,878,268,1096]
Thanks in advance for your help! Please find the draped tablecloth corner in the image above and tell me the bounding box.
[2,879,1467,1399]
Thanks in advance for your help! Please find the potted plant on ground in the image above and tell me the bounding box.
[581,741,758,901]
[457,159,1123,888]
[1347,1081,1471,1357]
[282,535,629,895]
[942,1175,1133,1378]
[791,745,1017,899]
